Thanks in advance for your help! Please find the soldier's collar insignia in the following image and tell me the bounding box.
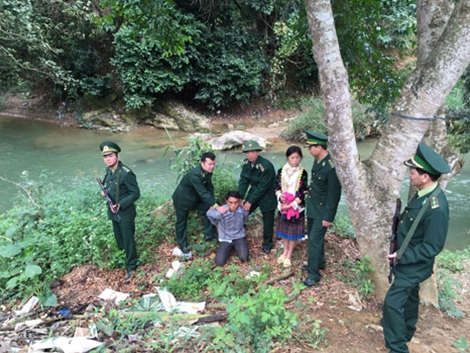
[430,196,440,209]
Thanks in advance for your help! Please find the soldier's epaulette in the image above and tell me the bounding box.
[122,166,131,173]
[328,159,335,169]
[258,163,265,172]
[430,196,440,209]
[243,160,250,166]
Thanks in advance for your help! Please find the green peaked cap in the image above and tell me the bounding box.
[404,142,450,175]
[100,141,121,155]
[242,140,263,152]
[305,130,328,146]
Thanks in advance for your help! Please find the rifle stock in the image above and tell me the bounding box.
[388,198,402,283]
[97,177,121,221]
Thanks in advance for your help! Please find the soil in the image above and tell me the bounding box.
[1,96,470,353]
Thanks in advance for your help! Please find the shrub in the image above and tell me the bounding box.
[0,173,164,302]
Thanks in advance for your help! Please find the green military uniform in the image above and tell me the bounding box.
[305,132,341,284]
[100,142,140,273]
[383,142,450,353]
[238,140,277,251]
[172,164,216,250]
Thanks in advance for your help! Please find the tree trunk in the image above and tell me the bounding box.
[304,0,470,300]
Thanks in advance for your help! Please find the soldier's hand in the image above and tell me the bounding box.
[322,220,332,228]
[243,201,251,211]
[387,252,397,263]
[216,205,227,214]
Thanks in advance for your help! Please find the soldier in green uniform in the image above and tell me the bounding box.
[383,142,450,353]
[238,140,277,253]
[302,131,342,287]
[172,152,217,255]
[100,141,141,281]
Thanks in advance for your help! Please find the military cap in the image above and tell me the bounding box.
[242,140,263,152]
[404,142,450,175]
[305,130,328,146]
[100,141,121,155]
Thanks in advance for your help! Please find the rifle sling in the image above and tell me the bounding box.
[396,186,442,260]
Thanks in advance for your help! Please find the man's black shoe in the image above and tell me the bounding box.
[125,270,134,282]
[302,277,319,288]
[182,247,190,254]
[204,235,215,242]
[261,247,271,254]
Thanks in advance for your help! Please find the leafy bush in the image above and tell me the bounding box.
[0,173,164,302]
[280,96,379,142]
[162,258,214,300]
[437,268,464,318]
[192,27,267,110]
[223,286,300,352]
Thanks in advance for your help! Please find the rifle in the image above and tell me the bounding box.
[97,177,121,221]
[388,198,402,283]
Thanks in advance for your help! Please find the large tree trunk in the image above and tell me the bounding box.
[416,0,455,307]
[304,0,470,300]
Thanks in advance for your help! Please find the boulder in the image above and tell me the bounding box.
[81,109,134,132]
[146,101,212,132]
[209,130,270,151]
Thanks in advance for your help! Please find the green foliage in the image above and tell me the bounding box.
[280,96,379,142]
[332,0,406,110]
[110,14,200,110]
[437,268,464,318]
[376,0,416,52]
[165,135,238,204]
[331,216,356,240]
[436,248,469,318]
[166,135,213,183]
[280,96,326,141]
[162,258,214,300]
[453,337,470,353]
[295,319,328,349]
[336,256,375,299]
[205,264,267,301]
[224,286,300,352]
[192,27,267,110]
[437,248,470,272]
[0,173,163,302]
[446,76,470,154]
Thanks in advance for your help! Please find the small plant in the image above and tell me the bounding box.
[331,216,356,239]
[336,256,375,299]
[453,337,470,353]
[437,268,464,318]
[438,248,470,272]
[225,286,300,352]
[162,258,214,300]
[296,319,328,349]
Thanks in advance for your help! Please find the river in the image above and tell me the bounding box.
[1,114,469,251]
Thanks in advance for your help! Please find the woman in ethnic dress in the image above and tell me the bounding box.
[275,145,308,268]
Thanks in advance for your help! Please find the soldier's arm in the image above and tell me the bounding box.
[246,163,275,204]
[323,170,341,223]
[399,206,448,265]
[119,171,140,210]
[189,173,215,208]
[238,164,249,198]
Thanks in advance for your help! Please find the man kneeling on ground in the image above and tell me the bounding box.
[207,190,250,266]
